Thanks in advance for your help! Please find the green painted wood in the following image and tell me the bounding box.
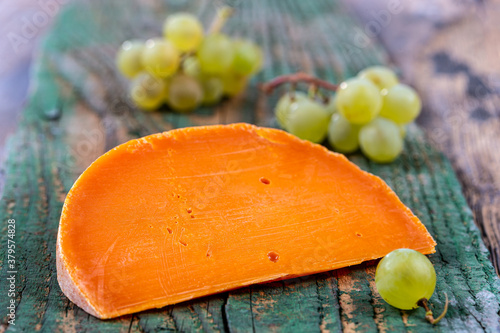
[0,0,499,332]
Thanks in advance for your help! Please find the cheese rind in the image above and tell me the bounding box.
[56,123,436,319]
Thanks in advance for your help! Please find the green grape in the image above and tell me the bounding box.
[274,91,307,129]
[200,76,224,105]
[116,40,144,78]
[325,95,338,116]
[221,73,248,96]
[198,34,234,75]
[335,78,382,125]
[358,66,398,90]
[141,38,180,78]
[286,98,330,143]
[130,72,167,111]
[359,117,403,163]
[380,84,422,124]
[375,249,436,310]
[231,40,263,75]
[167,74,203,112]
[328,113,361,153]
[163,13,204,52]
[182,56,201,78]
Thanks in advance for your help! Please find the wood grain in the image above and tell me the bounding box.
[0,0,499,331]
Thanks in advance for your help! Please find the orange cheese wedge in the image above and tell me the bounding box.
[56,123,436,319]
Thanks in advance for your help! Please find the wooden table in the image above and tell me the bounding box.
[1,0,499,331]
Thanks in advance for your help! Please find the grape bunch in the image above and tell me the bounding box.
[375,249,448,324]
[115,9,263,113]
[269,66,422,163]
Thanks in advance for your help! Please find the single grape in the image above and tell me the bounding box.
[358,66,398,90]
[375,249,436,310]
[328,113,361,153]
[359,117,403,163]
[200,76,224,105]
[231,40,263,75]
[130,72,168,111]
[116,40,144,78]
[221,73,248,96]
[286,98,330,143]
[274,91,308,129]
[380,84,422,124]
[182,56,201,78]
[198,34,234,75]
[163,13,204,52]
[167,74,203,112]
[335,78,382,125]
[141,38,180,78]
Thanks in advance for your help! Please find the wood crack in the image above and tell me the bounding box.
[249,287,256,333]
[220,295,230,333]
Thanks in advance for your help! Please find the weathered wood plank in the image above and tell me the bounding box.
[0,0,499,332]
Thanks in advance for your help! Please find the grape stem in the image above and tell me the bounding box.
[417,293,449,325]
[261,72,338,94]
[209,6,234,34]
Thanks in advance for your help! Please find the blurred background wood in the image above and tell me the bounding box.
[0,0,75,193]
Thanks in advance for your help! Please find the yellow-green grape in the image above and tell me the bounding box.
[130,72,167,111]
[328,113,361,153]
[141,39,180,78]
[380,84,422,124]
[200,76,224,105]
[274,91,307,129]
[231,40,263,76]
[163,13,203,52]
[198,34,234,75]
[359,117,403,163]
[286,98,330,143]
[358,66,399,90]
[182,56,201,78]
[335,78,382,125]
[375,249,436,310]
[116,40,144,78]
[221,73,248,96]
[325,95,338,116]
[167,74,203,112]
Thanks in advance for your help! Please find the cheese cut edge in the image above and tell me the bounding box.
[57,230,105,318]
